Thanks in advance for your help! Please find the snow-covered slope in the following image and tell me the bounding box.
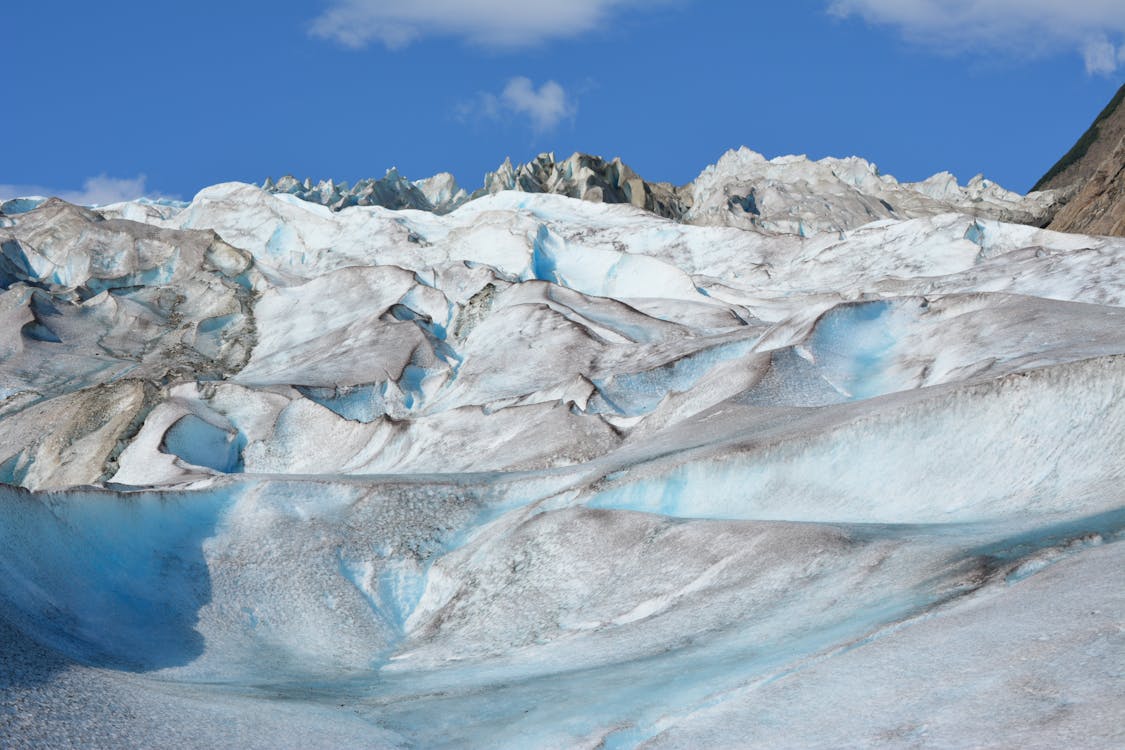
[0,162,1122,749]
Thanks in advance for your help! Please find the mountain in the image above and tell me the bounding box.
[1032,83,1125,237]
[1034,83,1125,193]
[263,151,689,219]
[681,146,1060,233]
[1048,131,1125,236]
[263,147,1063,236]
[0,153,1122,748]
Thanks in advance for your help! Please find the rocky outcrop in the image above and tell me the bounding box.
[1037,84,1125,238]
[1047,132,1125,237]
[1034,84,1125,193]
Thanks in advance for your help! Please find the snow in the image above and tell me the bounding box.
[0,150,1122,748]
[686,147,1061,235]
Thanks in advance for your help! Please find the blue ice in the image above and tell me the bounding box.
[298,384,385,423]
[84,258,179,295]
[806,300,898,400]
[162,414,243,473]
[530,224,561,284]
[965,221,986,249]
[399,365,429,410]
[0,197,46,215]
[0,484,230,670]
[589,339,755,416]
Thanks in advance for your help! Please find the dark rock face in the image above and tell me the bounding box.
[1047,132,1125,237]
[1034,84,1125,194]
[1034,84,1125,238]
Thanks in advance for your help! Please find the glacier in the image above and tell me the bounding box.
[0,149,1122,749]
[259,148,1063,235]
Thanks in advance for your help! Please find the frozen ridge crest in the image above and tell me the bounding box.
[260,146,1064,236]
[0,144,1121,749]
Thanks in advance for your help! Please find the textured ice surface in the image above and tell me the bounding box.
[0,164,1123,749]
[252,148,1062,238]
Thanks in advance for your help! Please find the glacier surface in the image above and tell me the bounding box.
[260,148,1063,237]
[0,151,1122,749]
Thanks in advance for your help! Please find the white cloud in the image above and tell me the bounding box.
[501,78,574,132]
[310,0,676,49]
[1084,37,1119,75]
[459,77,576,132]
[828,0,1125,75]
[0,174,156,206]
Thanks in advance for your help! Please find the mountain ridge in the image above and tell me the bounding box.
[1038,83,1125,237]
[1034,83,1125,193]
[261,147,1062,237]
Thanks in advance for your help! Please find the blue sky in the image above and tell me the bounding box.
[2,1,1123,202]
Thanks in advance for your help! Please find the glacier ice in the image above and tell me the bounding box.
[257,148,1063,238]
[0,150,1123,749]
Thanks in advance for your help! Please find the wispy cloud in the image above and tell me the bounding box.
[828,0,1125,75]
[310,0,678,50]
[0,174,161,206]
[458,77,576,133]
[1082,37,1115,76]
[499,78,575,132]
